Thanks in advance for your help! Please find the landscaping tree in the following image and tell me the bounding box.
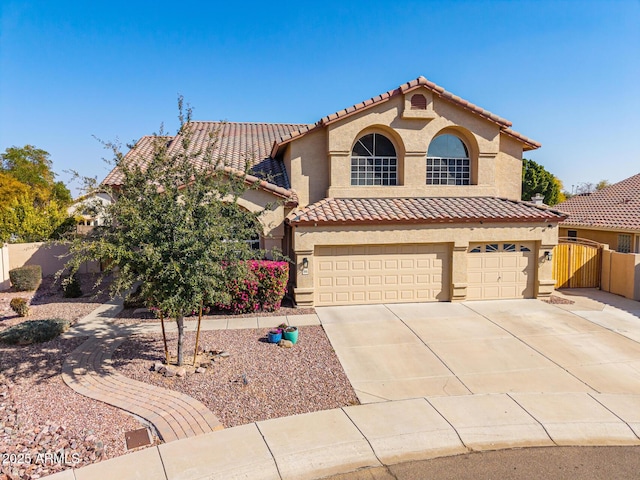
[0,145,73,242]
[521,158,562,206]
[63,101,266,366]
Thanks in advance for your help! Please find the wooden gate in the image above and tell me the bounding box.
[553,238,603,288]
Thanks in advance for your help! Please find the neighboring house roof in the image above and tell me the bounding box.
[271,76,541,157]
[102,122,311,202]
[286,197,566,226]
[557,173,640,231]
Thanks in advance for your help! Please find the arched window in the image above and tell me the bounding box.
[351,133,397,186]
[426,134,470,185]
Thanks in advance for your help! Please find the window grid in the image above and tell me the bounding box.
[351,157,397,186]
[426,157,470,185]
[618,234,632,253]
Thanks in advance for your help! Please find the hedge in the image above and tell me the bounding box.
[0,319,70,345]
[217,260,289,314]
[8,265,42,291]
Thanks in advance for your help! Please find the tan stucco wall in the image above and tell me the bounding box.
[601,250,640,300]
[237,188,288,253]
[559,227,639,252]
[284,129,328,206]
[292,222,559,306]
[6,242,99,278]
[496,135,525,200]
[282,89,526,206]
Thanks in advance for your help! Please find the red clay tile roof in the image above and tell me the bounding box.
[557,173,640,231]
[102,122,311,196]
[286,197,566,226]
[272,76,540,157]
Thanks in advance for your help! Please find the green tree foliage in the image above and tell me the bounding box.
[0,145,73,242]
[64,101,267,365]
[521,159,562,206]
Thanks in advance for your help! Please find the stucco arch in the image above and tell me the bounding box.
[427,126,480,185]
[350,124,406,158]
[350,125,406,186]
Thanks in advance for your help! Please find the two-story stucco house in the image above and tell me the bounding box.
[103,77,566,307]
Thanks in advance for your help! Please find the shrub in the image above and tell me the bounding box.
[9,297,30,317]
[8,265,42,291]
[217,261,289,314]
[0,318,70,345]
[124,284,146,308]
[62,275,82,298]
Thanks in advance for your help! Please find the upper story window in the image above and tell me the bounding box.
[426,134,470,185]
[351,133,397,186]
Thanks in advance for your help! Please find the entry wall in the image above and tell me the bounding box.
[601,250,640,301]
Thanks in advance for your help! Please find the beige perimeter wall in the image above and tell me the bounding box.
[1,242,98,290]
[601,250,640,301]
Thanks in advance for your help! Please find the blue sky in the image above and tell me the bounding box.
[1,0,638,196]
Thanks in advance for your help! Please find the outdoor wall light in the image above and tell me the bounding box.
[545,250,553,262]
[302,257,309,269]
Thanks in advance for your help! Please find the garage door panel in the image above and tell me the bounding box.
[368,291,382,301]
[467,242,535,300]
[484,257,501,268]
[502,256,518,268]
[335,276,349,286]
[318,261,334,271]
[315,244,450,306]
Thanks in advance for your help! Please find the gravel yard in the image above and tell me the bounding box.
[0,275,111,332]
[0,274,359,478]
[0,274,143,479]
[111,326,360,428]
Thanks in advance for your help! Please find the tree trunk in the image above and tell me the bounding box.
[176,314,185,366]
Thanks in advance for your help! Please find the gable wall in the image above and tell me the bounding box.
[284,91,525,204]
[283,128,328,206]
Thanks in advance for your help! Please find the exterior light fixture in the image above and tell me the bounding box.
[302,258,309,269]
[545,250,552,262]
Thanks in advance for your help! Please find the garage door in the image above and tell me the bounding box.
[467,242,535,300]
[315,244,450,306]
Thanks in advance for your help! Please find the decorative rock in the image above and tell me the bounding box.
[176,368,186,377]
[195,367,206,374]
[151,362,164,372]
[163,368,176,378]
[278,340,293,348]
[157,365,167,374]
[218,351,230,358]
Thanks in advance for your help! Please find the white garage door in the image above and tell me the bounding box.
[467,242,535,300]
[315,244,450,306]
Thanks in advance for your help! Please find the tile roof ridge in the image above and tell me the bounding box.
[272,76,541,155]
[220,165,298,206]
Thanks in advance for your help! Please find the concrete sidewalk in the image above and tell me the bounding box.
[46,391,640,480]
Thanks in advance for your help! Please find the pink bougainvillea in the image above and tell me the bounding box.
[216,260,289,314]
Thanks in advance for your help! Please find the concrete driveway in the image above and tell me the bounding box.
[317,292,640,404]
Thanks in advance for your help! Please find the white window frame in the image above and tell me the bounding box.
[350,133,398,186]
[426,135,470,186]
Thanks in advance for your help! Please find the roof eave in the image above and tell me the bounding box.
[287,216,565,227]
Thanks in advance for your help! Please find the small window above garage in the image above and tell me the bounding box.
[469,243,532,253]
